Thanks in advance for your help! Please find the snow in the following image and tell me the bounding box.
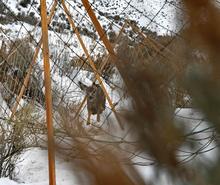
[0,178,20,185]
[2,0,17,13]
[88,0,184,35]
[14,148,78,185]
[0,108,217,185]
[0,148,78,185]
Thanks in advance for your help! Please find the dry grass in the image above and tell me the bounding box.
[54,1,220,185]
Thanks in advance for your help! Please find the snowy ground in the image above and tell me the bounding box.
[0,148,78,185]
[0,108,218,185]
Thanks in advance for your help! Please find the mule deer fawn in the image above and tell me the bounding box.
[79,81,106,125]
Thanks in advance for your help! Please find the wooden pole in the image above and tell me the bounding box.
[10,0,58,118]
[81,0,115,55]
[73,21,128,121]
[40,1,56,185]
[62,0,124,129]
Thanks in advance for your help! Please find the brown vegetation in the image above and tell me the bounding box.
[54,1,220,185]
[0,38,44,107]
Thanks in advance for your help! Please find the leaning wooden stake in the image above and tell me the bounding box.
[81,0,115,55]
[40,1,56,185]
[62,0,124,129]
[10,0,58,118]
[73,21,128,121]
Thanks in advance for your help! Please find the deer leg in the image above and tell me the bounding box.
[87,111,91,125]
[97,105,101,122]
[97,113,100,122]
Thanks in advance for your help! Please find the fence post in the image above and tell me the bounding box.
[40,1,56,185]
[62,0,124,129]
[73,21,128,121]
[10,0,58,118]
[81,0,115,55]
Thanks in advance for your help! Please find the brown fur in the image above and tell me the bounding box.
[79,81,106,125]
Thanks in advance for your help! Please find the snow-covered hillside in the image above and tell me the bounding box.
[0,0,184,67]
[1,0,183,36]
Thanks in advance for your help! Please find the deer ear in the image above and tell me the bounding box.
[78,81,88,91]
